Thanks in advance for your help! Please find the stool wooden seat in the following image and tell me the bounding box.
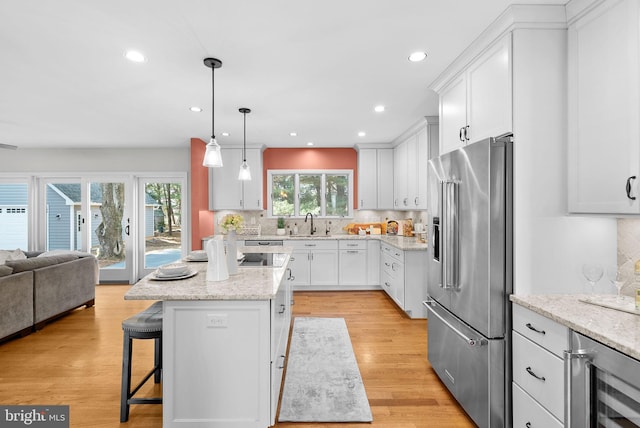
[120,301,163,422]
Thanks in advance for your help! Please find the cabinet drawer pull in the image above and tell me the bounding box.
[525,366,546,382]
[459,127,465,142]
[525,323,545,335]
[526,423,531,428]
[278,354,286,369]
[384,281,391,288]
[278,304,286,314]
[626,176,637,200]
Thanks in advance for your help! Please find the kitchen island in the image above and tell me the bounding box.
[125,246,293,428]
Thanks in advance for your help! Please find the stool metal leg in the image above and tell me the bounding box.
[154,336,162,384]
[120,331,133,422]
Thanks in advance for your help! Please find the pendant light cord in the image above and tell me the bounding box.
[211,66,215,140]
[243,111,247,162]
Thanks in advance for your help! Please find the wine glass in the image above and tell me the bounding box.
[606,265,625,302]
[582,262,604,295]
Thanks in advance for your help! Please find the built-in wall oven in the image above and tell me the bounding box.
[565,331,640,427]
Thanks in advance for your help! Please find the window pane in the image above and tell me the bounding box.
[299,175,321,215]
[272,174,295,216]
[143,182,182,269]
[0,183,28,249]
[325,174,349,216]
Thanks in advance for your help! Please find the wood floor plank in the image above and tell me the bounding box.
[0,286,475,427]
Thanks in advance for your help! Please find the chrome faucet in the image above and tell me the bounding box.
[304,212,316,235]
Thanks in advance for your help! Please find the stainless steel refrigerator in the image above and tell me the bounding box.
[424,134,513,428]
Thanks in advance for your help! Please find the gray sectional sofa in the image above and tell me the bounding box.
[0,251,98,343]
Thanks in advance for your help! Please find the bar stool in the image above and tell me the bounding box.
[120,301,163,422]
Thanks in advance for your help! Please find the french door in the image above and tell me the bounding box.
[137,176,187,280]
[41,177,134,283]
[36,175,186,283]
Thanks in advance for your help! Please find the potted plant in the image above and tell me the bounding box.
[276,217,286,235]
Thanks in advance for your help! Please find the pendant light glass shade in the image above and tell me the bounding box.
[238,107,252,181]
[238,160,251,180]
[203,137,223,167]
[202,58,223,167]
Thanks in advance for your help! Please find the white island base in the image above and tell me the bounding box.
[163,300,273,427]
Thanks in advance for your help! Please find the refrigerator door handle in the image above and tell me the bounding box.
[423,300,486,347]
[440,180,459,290]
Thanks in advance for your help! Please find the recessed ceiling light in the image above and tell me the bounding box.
[221,132,230,137]
[189,106,202,112]
[307,142,314,146]
[358,131,366,137]
[290,132,297,137]
[408,51,427,62]
[374,105,385,113]
[124,50,146,63]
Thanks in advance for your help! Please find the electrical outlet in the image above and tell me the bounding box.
[206,314,228,328]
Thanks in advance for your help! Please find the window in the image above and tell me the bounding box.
[268,170,353,218]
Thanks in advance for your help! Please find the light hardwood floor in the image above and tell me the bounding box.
[0,286,475,428]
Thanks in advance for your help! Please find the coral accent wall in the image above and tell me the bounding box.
[190,138,214,250]
[262,147,358,208]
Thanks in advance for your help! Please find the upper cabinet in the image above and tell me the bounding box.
[357,148,394,210]
[393,117,438,210]
[435,34,512,155]
[209,148,263,210]
[567,0,640,214]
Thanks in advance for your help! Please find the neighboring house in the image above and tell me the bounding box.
[0,183,28,249]
[46,183,160,251]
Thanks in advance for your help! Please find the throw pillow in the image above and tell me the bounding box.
[0,248,26,265]
[6,254,79,273]
[0,264,13,277]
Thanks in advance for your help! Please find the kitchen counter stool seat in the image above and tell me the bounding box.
[120,301,163,422]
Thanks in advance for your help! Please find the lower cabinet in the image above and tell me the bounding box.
[288,240,338,288]
[162,279,291,427]
[338,240,367,286]
[512,304,568,427]
[380,243,427,318]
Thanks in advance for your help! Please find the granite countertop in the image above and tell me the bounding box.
[124,246,292,301]
[510,294,640,361]
[208,233,428,251]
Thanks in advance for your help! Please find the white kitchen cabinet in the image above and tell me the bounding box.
[357,148,394,210]
[435,34,512,155]
[338,240,367,286]
[162,273,291,427]
[209,148,263,210]
[377,149,395,209]
[357,149,378,210]
[512,304,568,426]
[380,242,427,318]
[366,239,380,286]
[393,141,408,209]
[288,240,338,289]
[393,118,438,210]
[567,0,640,214]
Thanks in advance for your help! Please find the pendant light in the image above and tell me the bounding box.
[202,57,223,167]
[238,107,252,181]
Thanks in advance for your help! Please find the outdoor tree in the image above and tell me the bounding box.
[97,182,125,260]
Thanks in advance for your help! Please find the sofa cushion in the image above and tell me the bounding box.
[6,254,79,273]
[0,249,26,265]
[0,265,13,277]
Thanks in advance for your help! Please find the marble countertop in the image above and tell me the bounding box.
[124,246,292,301]
[510,294,640,361]
[207,233,428,251]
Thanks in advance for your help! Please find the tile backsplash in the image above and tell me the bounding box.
[213,210,427,237]
[617,219,640,296]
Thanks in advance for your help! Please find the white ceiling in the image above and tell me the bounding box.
[0,0,567,150]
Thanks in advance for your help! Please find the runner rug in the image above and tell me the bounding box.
[278,317,373,422]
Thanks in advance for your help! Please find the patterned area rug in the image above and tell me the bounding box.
[278,317,373,422]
